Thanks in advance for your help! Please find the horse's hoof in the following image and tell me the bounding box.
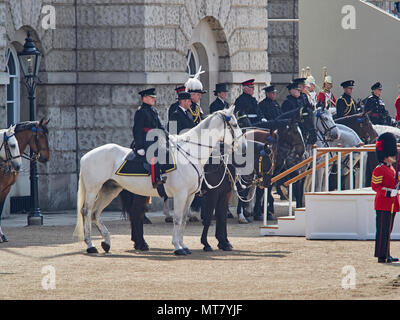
[218,242,233,251]
[165,216,173,223]
[189,216,199,222]
[101,241,110,253]
[134,242,149,251]
[183,247,192,255]
[87,247,98,254]
[174,249,187,256]
[203,245,213,252]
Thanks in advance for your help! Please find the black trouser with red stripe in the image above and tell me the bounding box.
[375,210,396,259]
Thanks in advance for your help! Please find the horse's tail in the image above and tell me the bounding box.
[73,171,86,241]
[120,190,150,221]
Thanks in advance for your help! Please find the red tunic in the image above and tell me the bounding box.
[395,95,400,121]
[371,163,400,212]
[317,91,336,106]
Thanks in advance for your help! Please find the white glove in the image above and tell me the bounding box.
[137,149,145,156]
[261,118,268,123]
[391,189,398,197]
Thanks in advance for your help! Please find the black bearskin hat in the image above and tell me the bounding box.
[376,132,398,163]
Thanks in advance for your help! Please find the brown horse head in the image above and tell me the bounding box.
[34,118,50,163]
[15,119,51,163]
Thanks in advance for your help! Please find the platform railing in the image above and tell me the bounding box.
[263,143,400,226]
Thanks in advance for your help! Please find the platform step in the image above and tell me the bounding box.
[260,225,279,229]
[295,208,306,212]
[277,216,295,221]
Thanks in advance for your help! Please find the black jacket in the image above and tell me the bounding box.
[168,106,196,134]
[132,103,164,151]
[210,97,229,114]
[190,102,204,125]
[281,95,301,115]
[234,93,262,127]
[364,94,388,125]
[168,101,180,121]
[336,93,357,118]
[258,98,282,120]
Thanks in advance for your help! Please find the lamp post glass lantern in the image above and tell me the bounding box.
[17,31,43,226]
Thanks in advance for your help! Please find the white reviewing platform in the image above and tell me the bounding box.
[305,188,400,240]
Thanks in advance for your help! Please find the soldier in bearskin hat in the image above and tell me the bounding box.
[371,132,399,263]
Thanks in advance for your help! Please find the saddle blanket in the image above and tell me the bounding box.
[115,150,177,176]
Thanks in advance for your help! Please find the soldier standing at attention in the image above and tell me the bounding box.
[371,132,399,263]
[132,88,166,188]
[210,83,229,114]
[258,85,282,121]
[365,82,392,125]
[168,86,186,121]
[336,80,357,119]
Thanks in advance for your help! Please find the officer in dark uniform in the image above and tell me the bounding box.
[336,80,357,119]
[168,86,186,121]
[168,92,196,134]
[187,86,205,125]
[292,78,312,110]
[258,85,282,120]
[234,79,264,127]
[364,82,391,125]
[210,83,229,114]
[132,88,166,188]
[281,82,302,114]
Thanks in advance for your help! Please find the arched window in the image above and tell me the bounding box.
[5,47,20,126]
[186,47,199,77]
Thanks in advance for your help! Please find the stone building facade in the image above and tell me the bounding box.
[0,0,297,216]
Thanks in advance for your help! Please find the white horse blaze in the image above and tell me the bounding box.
[73,106,246,253]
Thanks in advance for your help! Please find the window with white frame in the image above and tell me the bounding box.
[186,47,199,77]
[5,47,20,126]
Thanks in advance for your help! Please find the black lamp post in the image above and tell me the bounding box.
[17,31,43,226]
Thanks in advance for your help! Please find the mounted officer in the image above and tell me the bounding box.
[336,80,357,119]
[317,69,336,115]
[186,67,206,125]
[168,92,195,134]
[132,88,166,188]
[281,82,302,114]
[258,84,282,121]
[364,82,394,126]
[234,79,264,127]
[210,83,229,114]
[168,86,186,121]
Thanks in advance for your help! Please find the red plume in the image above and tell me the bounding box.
[376,140,383,152]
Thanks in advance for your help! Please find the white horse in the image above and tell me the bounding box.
[310,124,365,192]
[0,125,22,172]
[373,125,400,139]
[73,106,246,255]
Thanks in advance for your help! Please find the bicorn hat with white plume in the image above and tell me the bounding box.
[185,66,207,94]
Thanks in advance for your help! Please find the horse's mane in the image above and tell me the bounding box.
[15,121,48,134]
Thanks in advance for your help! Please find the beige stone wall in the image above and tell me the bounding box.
[0,0,269,213]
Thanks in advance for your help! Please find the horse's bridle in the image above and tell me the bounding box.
[316,111,337,143]
[0,132,21,172]
[21,125,49,161]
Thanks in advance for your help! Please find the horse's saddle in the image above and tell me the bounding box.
[115,150,177,176]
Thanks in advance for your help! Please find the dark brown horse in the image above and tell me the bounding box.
[0,119,50,242]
